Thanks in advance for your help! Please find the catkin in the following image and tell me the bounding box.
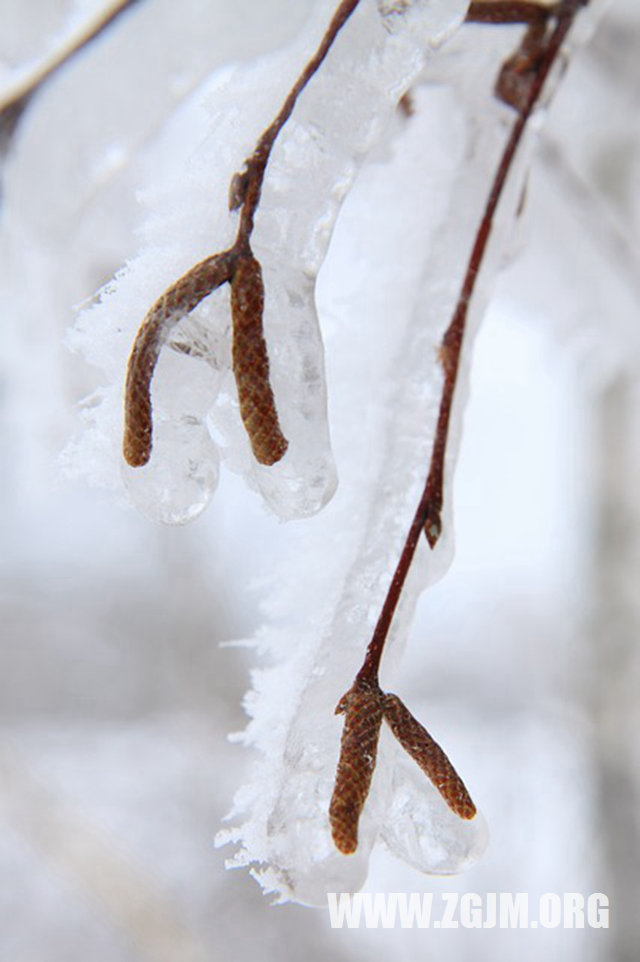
[230,254,289,466]
[123,252,233,466]
[383,693,476,819]
[329,685,384,855]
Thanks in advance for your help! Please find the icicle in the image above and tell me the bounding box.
[122,328,223,524]
[379,742,489,875]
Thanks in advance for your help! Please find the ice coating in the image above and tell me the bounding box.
[239,0,470,519]
[251,0,470,277]
[122,320,223,525]
[216,0,602,899]
[379,736,489,875]
[217,63,502,903]
[68,0,468,523]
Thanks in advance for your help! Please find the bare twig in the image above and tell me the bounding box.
[231,0,361,238]
[123,0,361,468]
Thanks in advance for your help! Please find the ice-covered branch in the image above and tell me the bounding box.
[326,0,593,861]
[123,0,362,472]
[217,0,603,904]
[70,0,467,524]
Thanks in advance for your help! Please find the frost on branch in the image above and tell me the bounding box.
[68,0,466,523]
[217,81,489,903]
[216,1,603,904]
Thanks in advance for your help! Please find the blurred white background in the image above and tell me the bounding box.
[1,1,639,960]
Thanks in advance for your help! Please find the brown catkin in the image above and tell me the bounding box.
[383,693,476,820]
[329,684,384,855]
[123,251,233,467]
[230,254,288,466]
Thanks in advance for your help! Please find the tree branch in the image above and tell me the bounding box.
[466,1,558,26]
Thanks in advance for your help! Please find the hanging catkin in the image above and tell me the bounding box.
[383,693,476,819]
[123,251,233,466]
[230,253,289,466]
[329,685,385,855]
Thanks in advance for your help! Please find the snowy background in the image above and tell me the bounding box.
[1,0,639,959]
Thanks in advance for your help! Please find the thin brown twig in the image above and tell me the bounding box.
[123,0,362,468]
[466,1,558,26]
